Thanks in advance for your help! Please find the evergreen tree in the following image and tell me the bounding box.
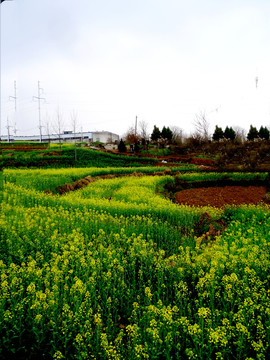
[151,125,161,142]
[247,125,259,141]
[134,141,140,153]
[118,139,126,152]
[258,126,270,140]
[224,126,236,141]
[167,127,173,142]
[161,126,173,142]
[212,125,224,141]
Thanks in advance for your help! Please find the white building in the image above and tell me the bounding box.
[92,131,119,144]
[1,131,119,144]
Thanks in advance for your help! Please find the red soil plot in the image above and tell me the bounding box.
[175,186,267,208]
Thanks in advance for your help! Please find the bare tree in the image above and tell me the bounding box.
[123,126,139,143]
[139,120,149,140]
[44,112,51,148]
[233,126,247,143]
[193,111,210,141]
[170,125,183,144]
[70,110,78,138]
[53,107,65,150]
[70,110,78,160]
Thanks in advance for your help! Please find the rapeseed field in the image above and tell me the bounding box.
[1,169,270,359]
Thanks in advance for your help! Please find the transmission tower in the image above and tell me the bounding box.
[33,81,46,142]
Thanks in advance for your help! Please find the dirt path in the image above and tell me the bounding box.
[175,186,267,208]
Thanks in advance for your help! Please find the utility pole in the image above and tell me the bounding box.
[135,115,137,138]
[6,116,11,142]
[9,80,17,134]
[33,80,46,142]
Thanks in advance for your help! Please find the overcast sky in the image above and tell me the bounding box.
[1,0,270,138]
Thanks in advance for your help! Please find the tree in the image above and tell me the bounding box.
[44,112,51,146]
[123,126,139,144]
[212,125,224,141]
[233,126,246,143]
[151,125,161,142]
[139,120,149,141]
[118,139,126,152]
[258,126,270,140]
[247,125,259,141]
[170,125,183,144]
[70,110,78,137]
[193,111,210,141]
[224,126,236,141]
[70,110,79,160]
[53,107,65,150]
[134,141,140,153]
[161,126,173,143]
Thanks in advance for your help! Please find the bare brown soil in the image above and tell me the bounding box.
[175,186,267,208]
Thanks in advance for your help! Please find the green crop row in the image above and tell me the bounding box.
[0,148,161,169]
[175,172,267,182]
[2,166,195,193]
[3,169,266,193]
